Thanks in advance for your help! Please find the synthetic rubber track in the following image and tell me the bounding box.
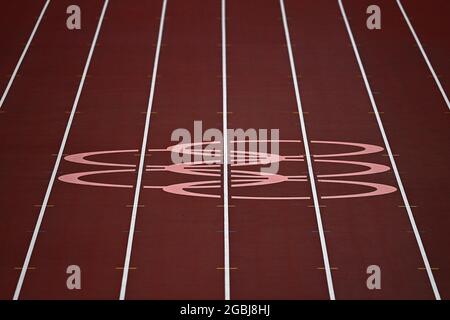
[124,0,223,299]
[0,0,104,299]
[396,0,450,109]
[19,0,168,299]
[284,0,435,299]
[226,0,329,299]
[343,0,449,298]
[0,1,49,108]
[0,0,448,300]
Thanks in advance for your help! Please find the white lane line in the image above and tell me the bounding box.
[12,0,109,300]
[221,0,231,301]
[0,0,51,109]
[338,0,441,300]
[279,0,335,300]
[119,0,168,300]
[397,0,450,110]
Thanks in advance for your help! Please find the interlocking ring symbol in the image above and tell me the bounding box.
[58,140,397,200]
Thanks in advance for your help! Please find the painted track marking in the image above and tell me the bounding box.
[13,0,110,300]
[119,0,168,300]
[397,0,450,110]
[221,0,231,301]
[279,0,335,300]
[0,0,50,109]
[338,0,441,300]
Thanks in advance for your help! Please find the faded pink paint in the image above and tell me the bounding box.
[57,140,396,200]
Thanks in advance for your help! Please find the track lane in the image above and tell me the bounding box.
[283,0,435,299]
[343,0,449,298]
[124,0,224,299]
[397,0,450,109]
[0,0,47,101]
[226,0,330,299]
[2,0,447,300]
[0,0,103,299]
[16,0,164,299]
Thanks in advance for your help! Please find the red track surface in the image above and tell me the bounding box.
[0,0,448,300]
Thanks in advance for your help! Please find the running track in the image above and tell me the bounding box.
[0,0,448,300]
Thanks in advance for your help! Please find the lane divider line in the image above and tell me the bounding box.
[279,0,336,300]
[119,0,168,301]
[0,0,50,109]
[221,0,231,301]
[338,0,441,300]
[12,0,110,300]
[397,0,450,110]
